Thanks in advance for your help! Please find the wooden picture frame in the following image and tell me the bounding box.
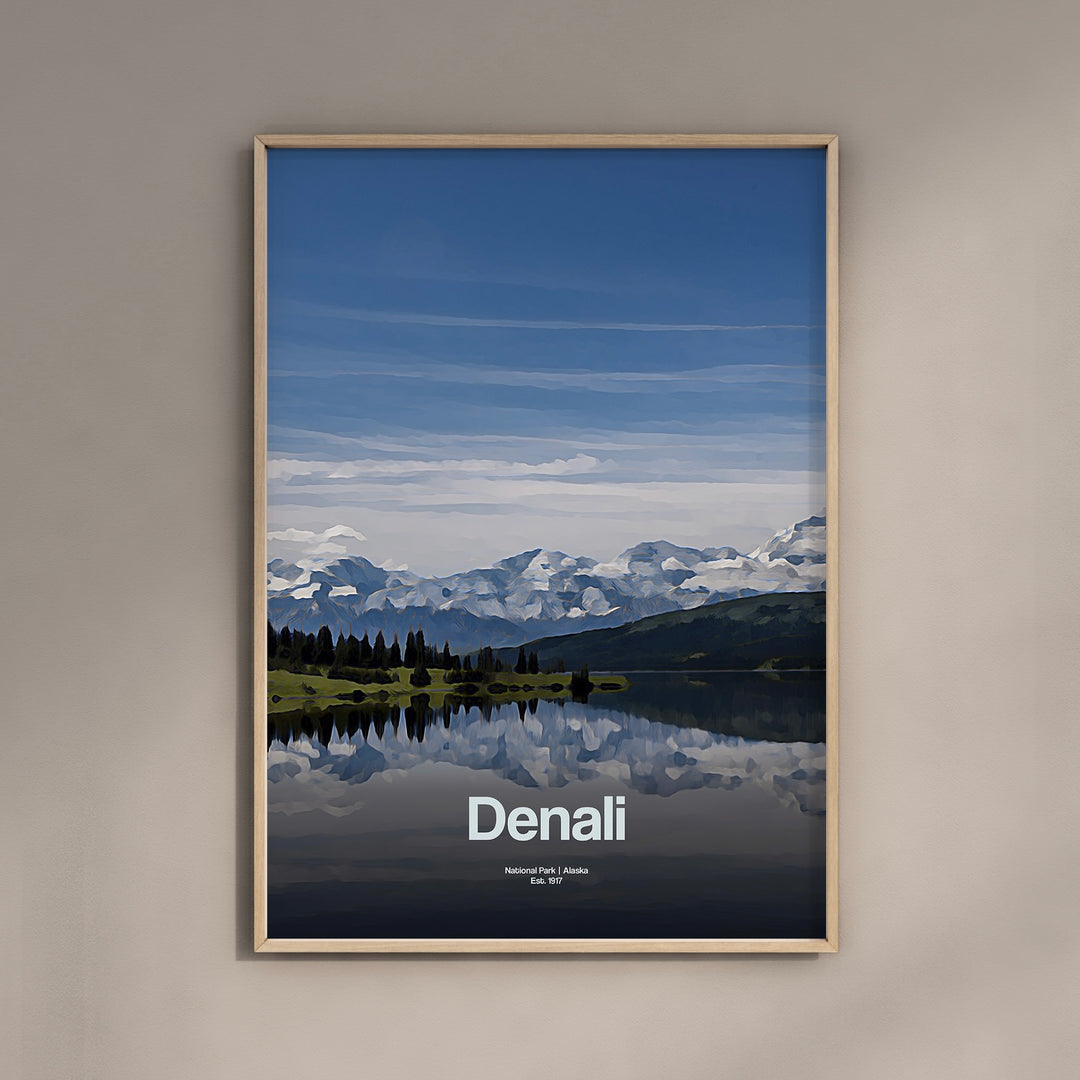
[254,134,838,953]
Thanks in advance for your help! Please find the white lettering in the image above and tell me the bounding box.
[540,806,570,840]
[468,796,505,840]
[572,806,602,842]
[469,797,626,841]
[507,806,538,841]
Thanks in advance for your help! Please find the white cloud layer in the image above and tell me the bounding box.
[266,524,368,565]
[268,453,602,482]
[268,474,823,576]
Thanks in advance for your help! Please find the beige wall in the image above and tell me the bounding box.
[4,1,1079,1077]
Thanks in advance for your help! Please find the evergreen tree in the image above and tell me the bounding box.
[278,625,291,656]
[372,631,387,669]
[528,650,539,675]
[289,627,304,665]
[301,632,316,664]
[316,625,335,666]
[267,622,278,661]
[463,654,473,673]
[569,664,592,696]
[404,630,417,667]
[346,633,360,667]
[334,632,348,667]
[442,641,452,668]
[515,646,527,675]
[415,629,426,666]
[359,632,373,665]
[389,634,403,667]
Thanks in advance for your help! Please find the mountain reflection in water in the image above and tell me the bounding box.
[268,672,825,813]
[266,672,826,939]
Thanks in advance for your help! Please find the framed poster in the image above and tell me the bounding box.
[254,134,838,952]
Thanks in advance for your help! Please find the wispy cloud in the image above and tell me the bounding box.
[305,303,821,334]
[266,524,369,563]
[267,423,820,459]
[269,453,603,482]
[267,525,367,544]
[283,255,682,298]
[272,473,822,503]
[271,356,823,392]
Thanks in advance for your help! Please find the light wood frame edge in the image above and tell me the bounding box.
[254,137,269,949]
[257,937,833,953]
[257,133,835,149]
[824,134,839,952]
[252,133,839,954]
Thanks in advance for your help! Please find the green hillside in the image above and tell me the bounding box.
[502,591,826,671]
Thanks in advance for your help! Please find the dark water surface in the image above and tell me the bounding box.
[267,672,826,939]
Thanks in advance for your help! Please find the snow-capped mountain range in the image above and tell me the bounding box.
[267,514,825,651]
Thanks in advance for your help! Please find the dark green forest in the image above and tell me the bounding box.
[496,592,827,672]
[267,623,594,692]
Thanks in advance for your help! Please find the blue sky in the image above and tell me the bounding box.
[267,147,826,575]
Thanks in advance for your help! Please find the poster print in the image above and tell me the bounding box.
[254,135,838,952]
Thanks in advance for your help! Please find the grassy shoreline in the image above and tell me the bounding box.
[267,667,629,714]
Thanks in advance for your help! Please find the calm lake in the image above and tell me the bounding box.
[266,671,826,939]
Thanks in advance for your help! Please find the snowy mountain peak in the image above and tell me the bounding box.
[751,513,826,565]
[267,515,825,650]
[618,539,705,565]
